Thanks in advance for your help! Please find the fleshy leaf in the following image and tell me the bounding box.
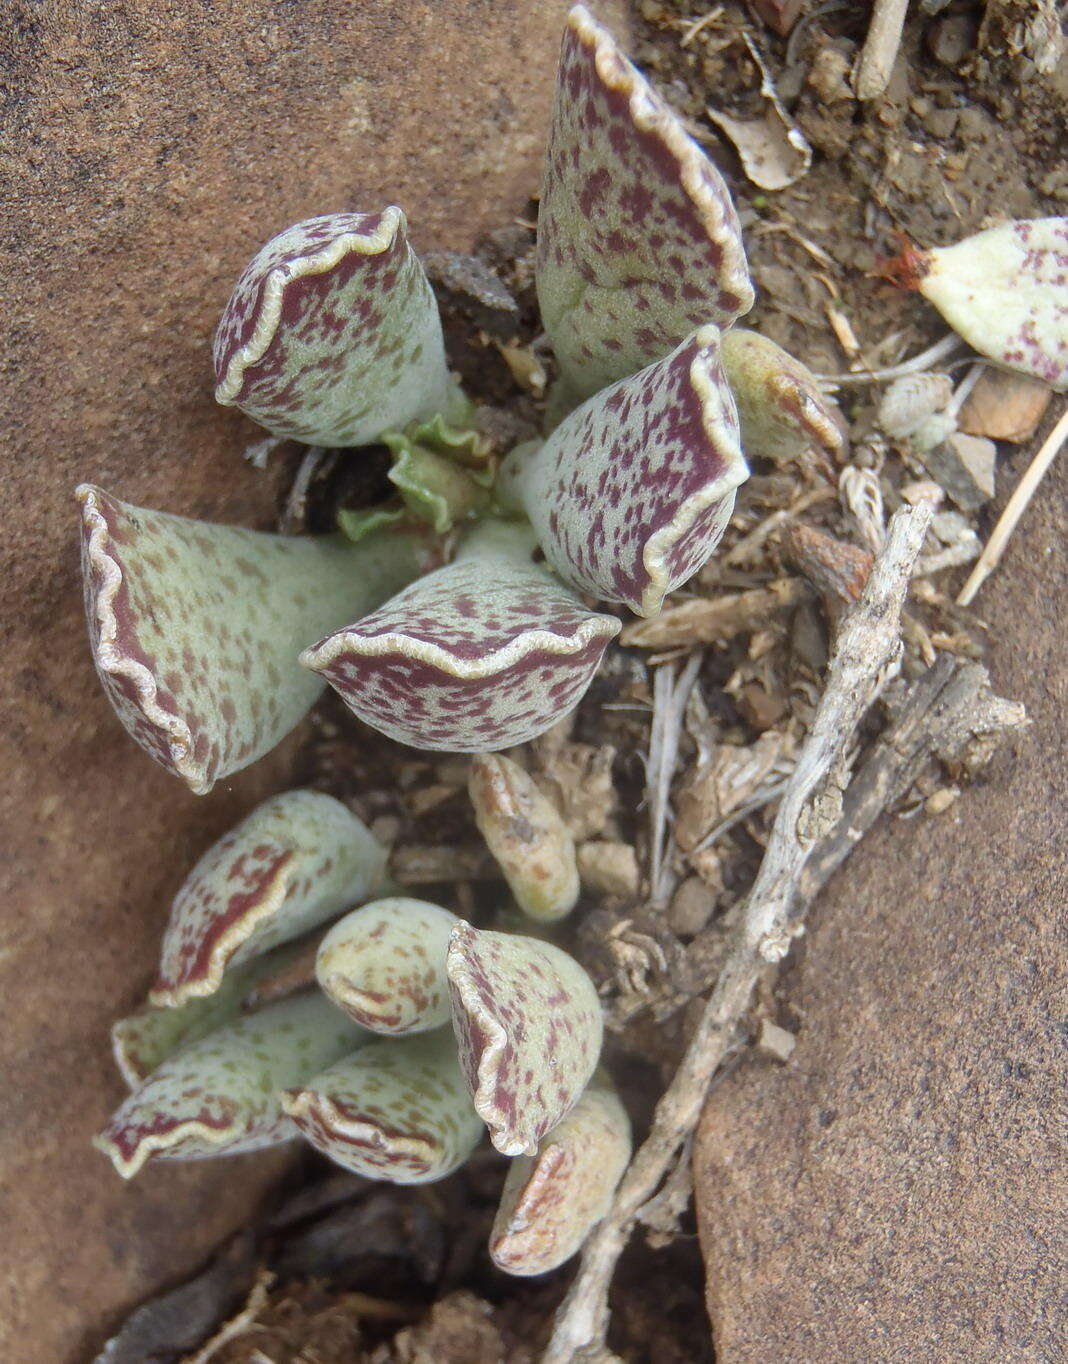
[490,1074,631,1275]
[721,329,846,464]
[316,898,458,1035]
[301,519,620,753]
[337,506,407,544]
[386,442,492,534]
[77,486,429,793]
[151,791,387,1008]
[468,754,579,922]
[536,4,753,399]
[96,992,364,1179]
[500,329,747,616]
[889,218,1068,391]
[113,944,308,1086]
[280,1028,483,1184]
[213,211,462,444]
[446,922,603,1157]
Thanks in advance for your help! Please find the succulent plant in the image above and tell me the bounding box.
[77,5,854,773]
[85,1,871,1281]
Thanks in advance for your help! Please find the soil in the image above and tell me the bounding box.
[81,3,1066,1361]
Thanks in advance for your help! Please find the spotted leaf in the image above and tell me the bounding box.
[316,898,458,1035]
[891,218,1068,390]
[537,5,752,400]
[150,791,386,1008]
[77,486,430,793]
[721,329,846,464]
[446,922,603,1157]
[213,211,462,444]
[96,992,365,1179]
[490,1074,631,1275]
[112,944,309,1086]
[501,329,747,616]
[469,754,579,922]
[280,1028,482,1184]
[301,519,620,753]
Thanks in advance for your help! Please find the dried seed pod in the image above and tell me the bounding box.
[316,898,458,1035]
[96,993,365,1179]
[151,791,387,1008]
[882,219,1068,390]
[468,754,579,922]
[490,1075,631,1276]
[214,211,462,445]
[721,328,846,464]
[537,4,752,400]
[447,922,603,1156]
[280,1029,483,1184]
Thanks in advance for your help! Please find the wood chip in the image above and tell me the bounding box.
[620,579,805,648]
[958,368,1054,443]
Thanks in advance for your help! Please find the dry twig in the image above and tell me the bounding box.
[956,404,1068,606]
[647,652,704,905]
[853,0,910,101]
[542,502,934,1364]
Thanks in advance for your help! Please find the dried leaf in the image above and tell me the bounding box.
[469,754,580,922]
[706,37,812,192]
[489,1076,631,1276]
[620,579,805,648]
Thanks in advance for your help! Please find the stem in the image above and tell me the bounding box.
[956,404,1068,607]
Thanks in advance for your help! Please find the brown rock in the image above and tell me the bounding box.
[694,444,1065,1360]
[959,368,1054,443]
[0,3,625,1359]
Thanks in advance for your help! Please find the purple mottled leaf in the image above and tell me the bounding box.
[722,328,846,464]
[905,218,1068,390]
[316,898,459,1035]
[214,211,462,444]
[77,485,430,793]
[446,921,603,1157]
[112,944,310,1086]
[280,1029,483,1184]
[150,791,386,1008]
[301,519,620,753]
[537,4,753,399]
[501,328,747,616]
[490,1074,631,1276]
[95,992,365,1179]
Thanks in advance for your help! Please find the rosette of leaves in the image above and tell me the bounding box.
[78,5,856,773]
[98,792,624,1266]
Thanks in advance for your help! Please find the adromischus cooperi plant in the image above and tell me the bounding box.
[83,4,1065,1279]
[98,784,628,1273]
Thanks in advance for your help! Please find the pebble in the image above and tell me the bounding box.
[959,369,1053,444]
[922,432,997,511]
[669,877,718,937]
[928,14,977,68]
[923,107,959,140]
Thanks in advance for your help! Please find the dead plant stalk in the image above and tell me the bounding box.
[542,500,935,1364]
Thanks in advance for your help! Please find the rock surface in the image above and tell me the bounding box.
[694,431,1065,1362]
[0,3,623,1359]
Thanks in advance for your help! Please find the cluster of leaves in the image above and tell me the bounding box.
[80,3,1066,1279]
